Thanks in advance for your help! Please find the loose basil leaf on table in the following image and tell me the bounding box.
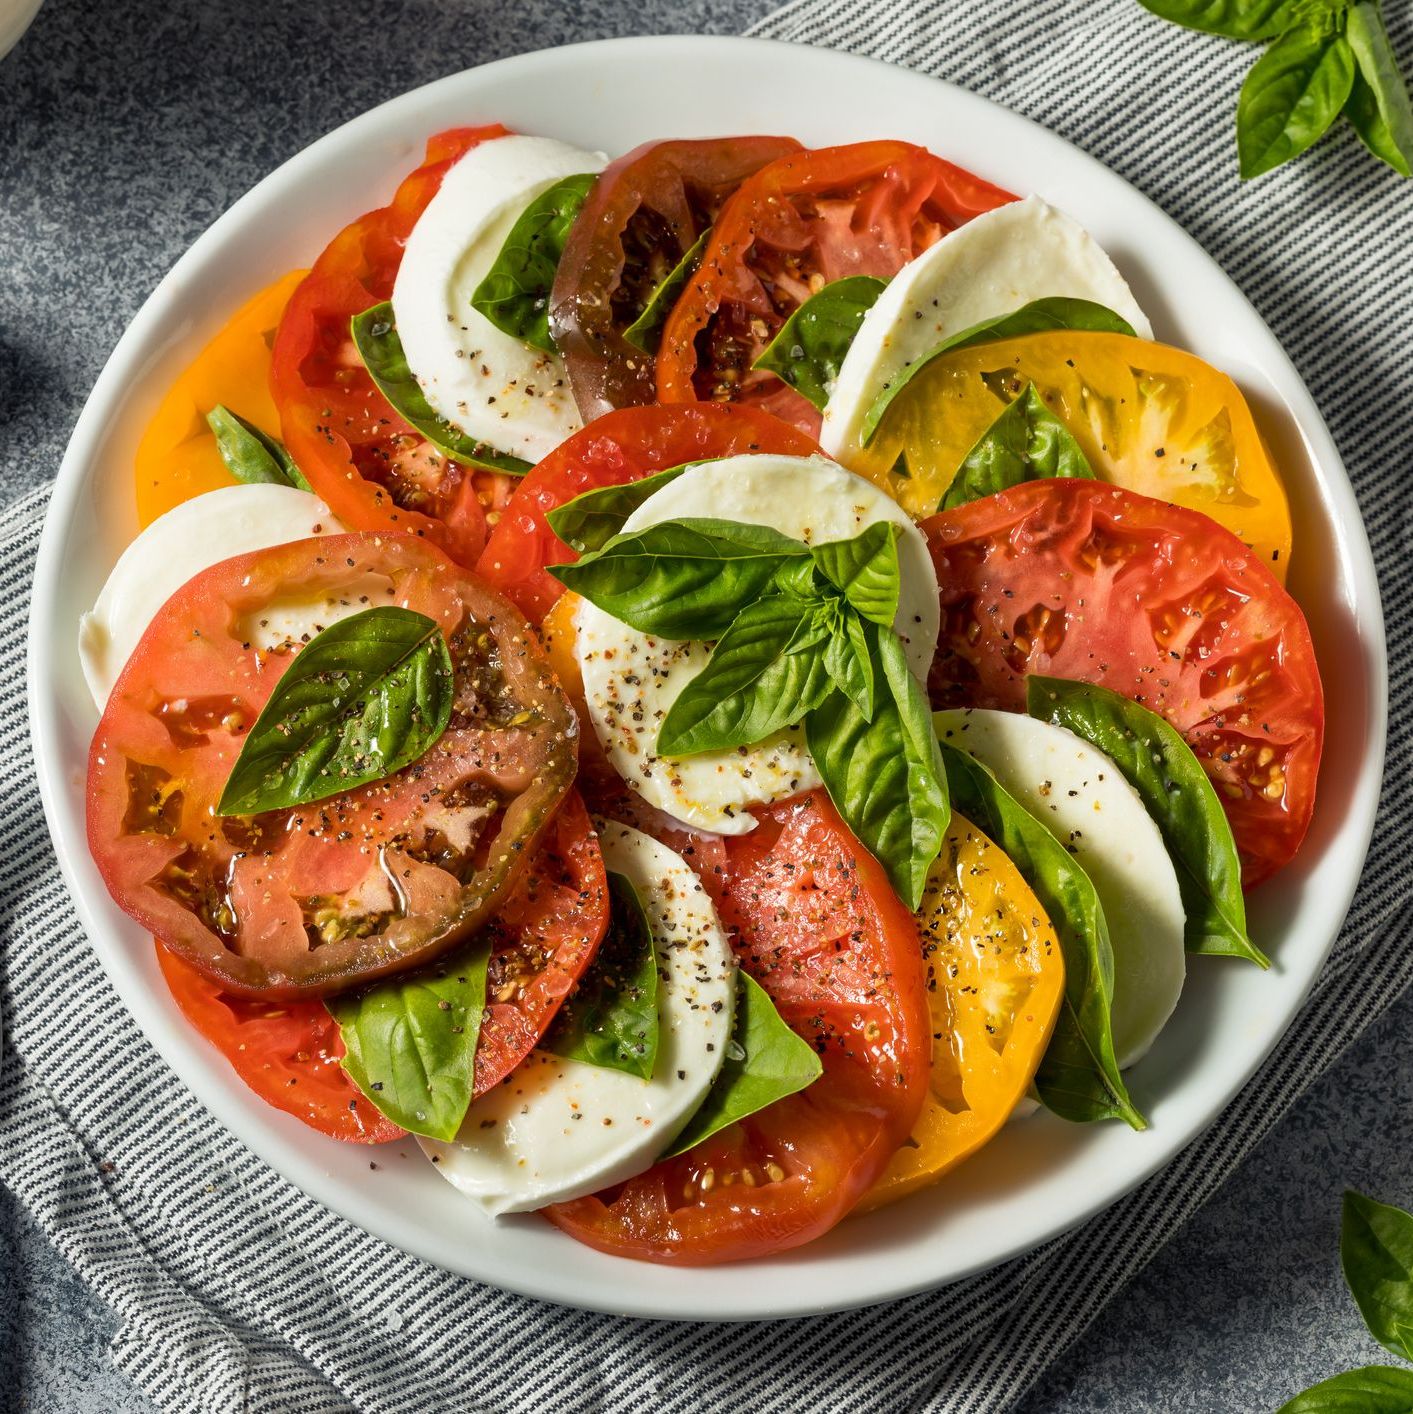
[471,172,599,353]
[809,520,901,628]
[753,274,888,410]
[327,939,492,1141]
[1136,0,1344,41]
[217,606,454,816]
[1026,675,1266,967]
[938,382,1096,511]
[1341,1190,1413,1363]
[206,404,312,492]
[1345,1,1413,176]
[623,228,712,354]
[662,972,822,1158]
[937,737,1144,1129]
[545,461,694,554]
[1276,1365,1413,1414]
[547,870,659,1080]
[350,303,531,476]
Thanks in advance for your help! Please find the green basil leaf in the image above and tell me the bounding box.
[809,520,901,628]
[545,462,693,554]
[662,972,822,1158]
[549,518,809,639]
[822,608,877,720]
[1276,1366,1413,1413]
[807,625,949,909]
[1237,25,1357,179]
[938,737,1144,1129]
[754,275,888,410]
[1025,676,1266,967]
[1137,0,1347,41]
[623,229,712,354]
[939,383,1096,511]
[1341,1190,1413,1362]
[327,939,491,1141]
[861,298,1136,444]
[657,596,833,758]
[350,303,531,476]
[1345,2,1413,176]
[206,405,312,492]
[217,606,454,816]
[546,870,659,1080]
[470,173,598,354]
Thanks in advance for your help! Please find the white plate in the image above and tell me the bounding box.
[28,35,1386,1320]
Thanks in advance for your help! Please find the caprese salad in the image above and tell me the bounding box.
[81,125,1325,1266]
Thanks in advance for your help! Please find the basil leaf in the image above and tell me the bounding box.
[1341,1190,1413,1362]
[1137,0,1347,41]
[1026,676,1266,967]
[546,462,693,554]
[657,596,834,758]
[810,520,901,628]
[939,383,1096,511]
[470,173,598,354]
[1237,24,1356,179]
[861,298,1136,444]
[623,229,712,354]
[218,606,454,816]
[1345,2,1413,177]
[662,972,822,1158]
[327,939,491,1141]
[754,275,888,410]
[350,303,531,476]
[549,518,809,639]
[822,608,876,720]
[206,405,312,492]
[938,738,1144,1129]
[807,625,949,909]
[1276,1366,1413,1413]
[546,870,659,1080]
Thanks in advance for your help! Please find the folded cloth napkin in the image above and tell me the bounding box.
[2,0,1409,1408]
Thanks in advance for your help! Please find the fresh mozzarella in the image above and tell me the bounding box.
[420,822,735,1216]
[391,135,605,464]
[821,196,1153,467]
[78,484,344,709]
[575,453,940,834]
[934,707,1185,1068]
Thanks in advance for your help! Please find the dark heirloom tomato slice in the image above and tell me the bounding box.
[269,125,515,568]
[156,945,404,1143]
[549,135,802,420]
[923,480,1324,886]
[656,141,1014,434]
[545,792,930,1265]
[87,533,577,999]
[476,403,818,622]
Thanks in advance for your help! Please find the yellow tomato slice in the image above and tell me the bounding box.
[133,270,306,528]
[847,329,1293,580]
[855,812,1064,1215]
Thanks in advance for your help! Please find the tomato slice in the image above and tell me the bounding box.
[923,480,1324,886]
[656,142,1013,435]
[156,944,404,1143]
[855,814,1063,1214]
[87,532,578,998]
[475,403,818,622]
[549,136,802,419]
[269,126,516,567]
[544,792,930,1264]
[851,330,1294,578]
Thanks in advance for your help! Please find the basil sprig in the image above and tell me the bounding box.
[754,275,888,410]
[470,173,598,353]
[218,606,454,817]
[545,462,694,554]
[206,405,312,492]
[623,229,712,354]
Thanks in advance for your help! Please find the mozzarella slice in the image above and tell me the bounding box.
[575,453,940,834]
[391,135,605,465]
[420,822,735,1215]
[934,708,1185,1068]
[821,196,1153,467]
[78,484,344,709]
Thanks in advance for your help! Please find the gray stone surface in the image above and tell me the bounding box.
[0,1,1401,1411]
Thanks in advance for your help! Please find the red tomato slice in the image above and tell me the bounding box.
[269,125,516,567]
[656,141,1014,435]
[475,403,818,622]
[544,791,930,1265]
[156,944,404,1143]
[923,480,1324,886]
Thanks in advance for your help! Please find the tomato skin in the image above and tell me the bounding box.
[476,403,818,622]
[544,792,930,1265]
[923,479,1324,886]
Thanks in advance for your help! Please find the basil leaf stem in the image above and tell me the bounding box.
[206,405,312,492]
[753,275,888,410]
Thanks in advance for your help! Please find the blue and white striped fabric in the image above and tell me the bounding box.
[1,2,1408,1409]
